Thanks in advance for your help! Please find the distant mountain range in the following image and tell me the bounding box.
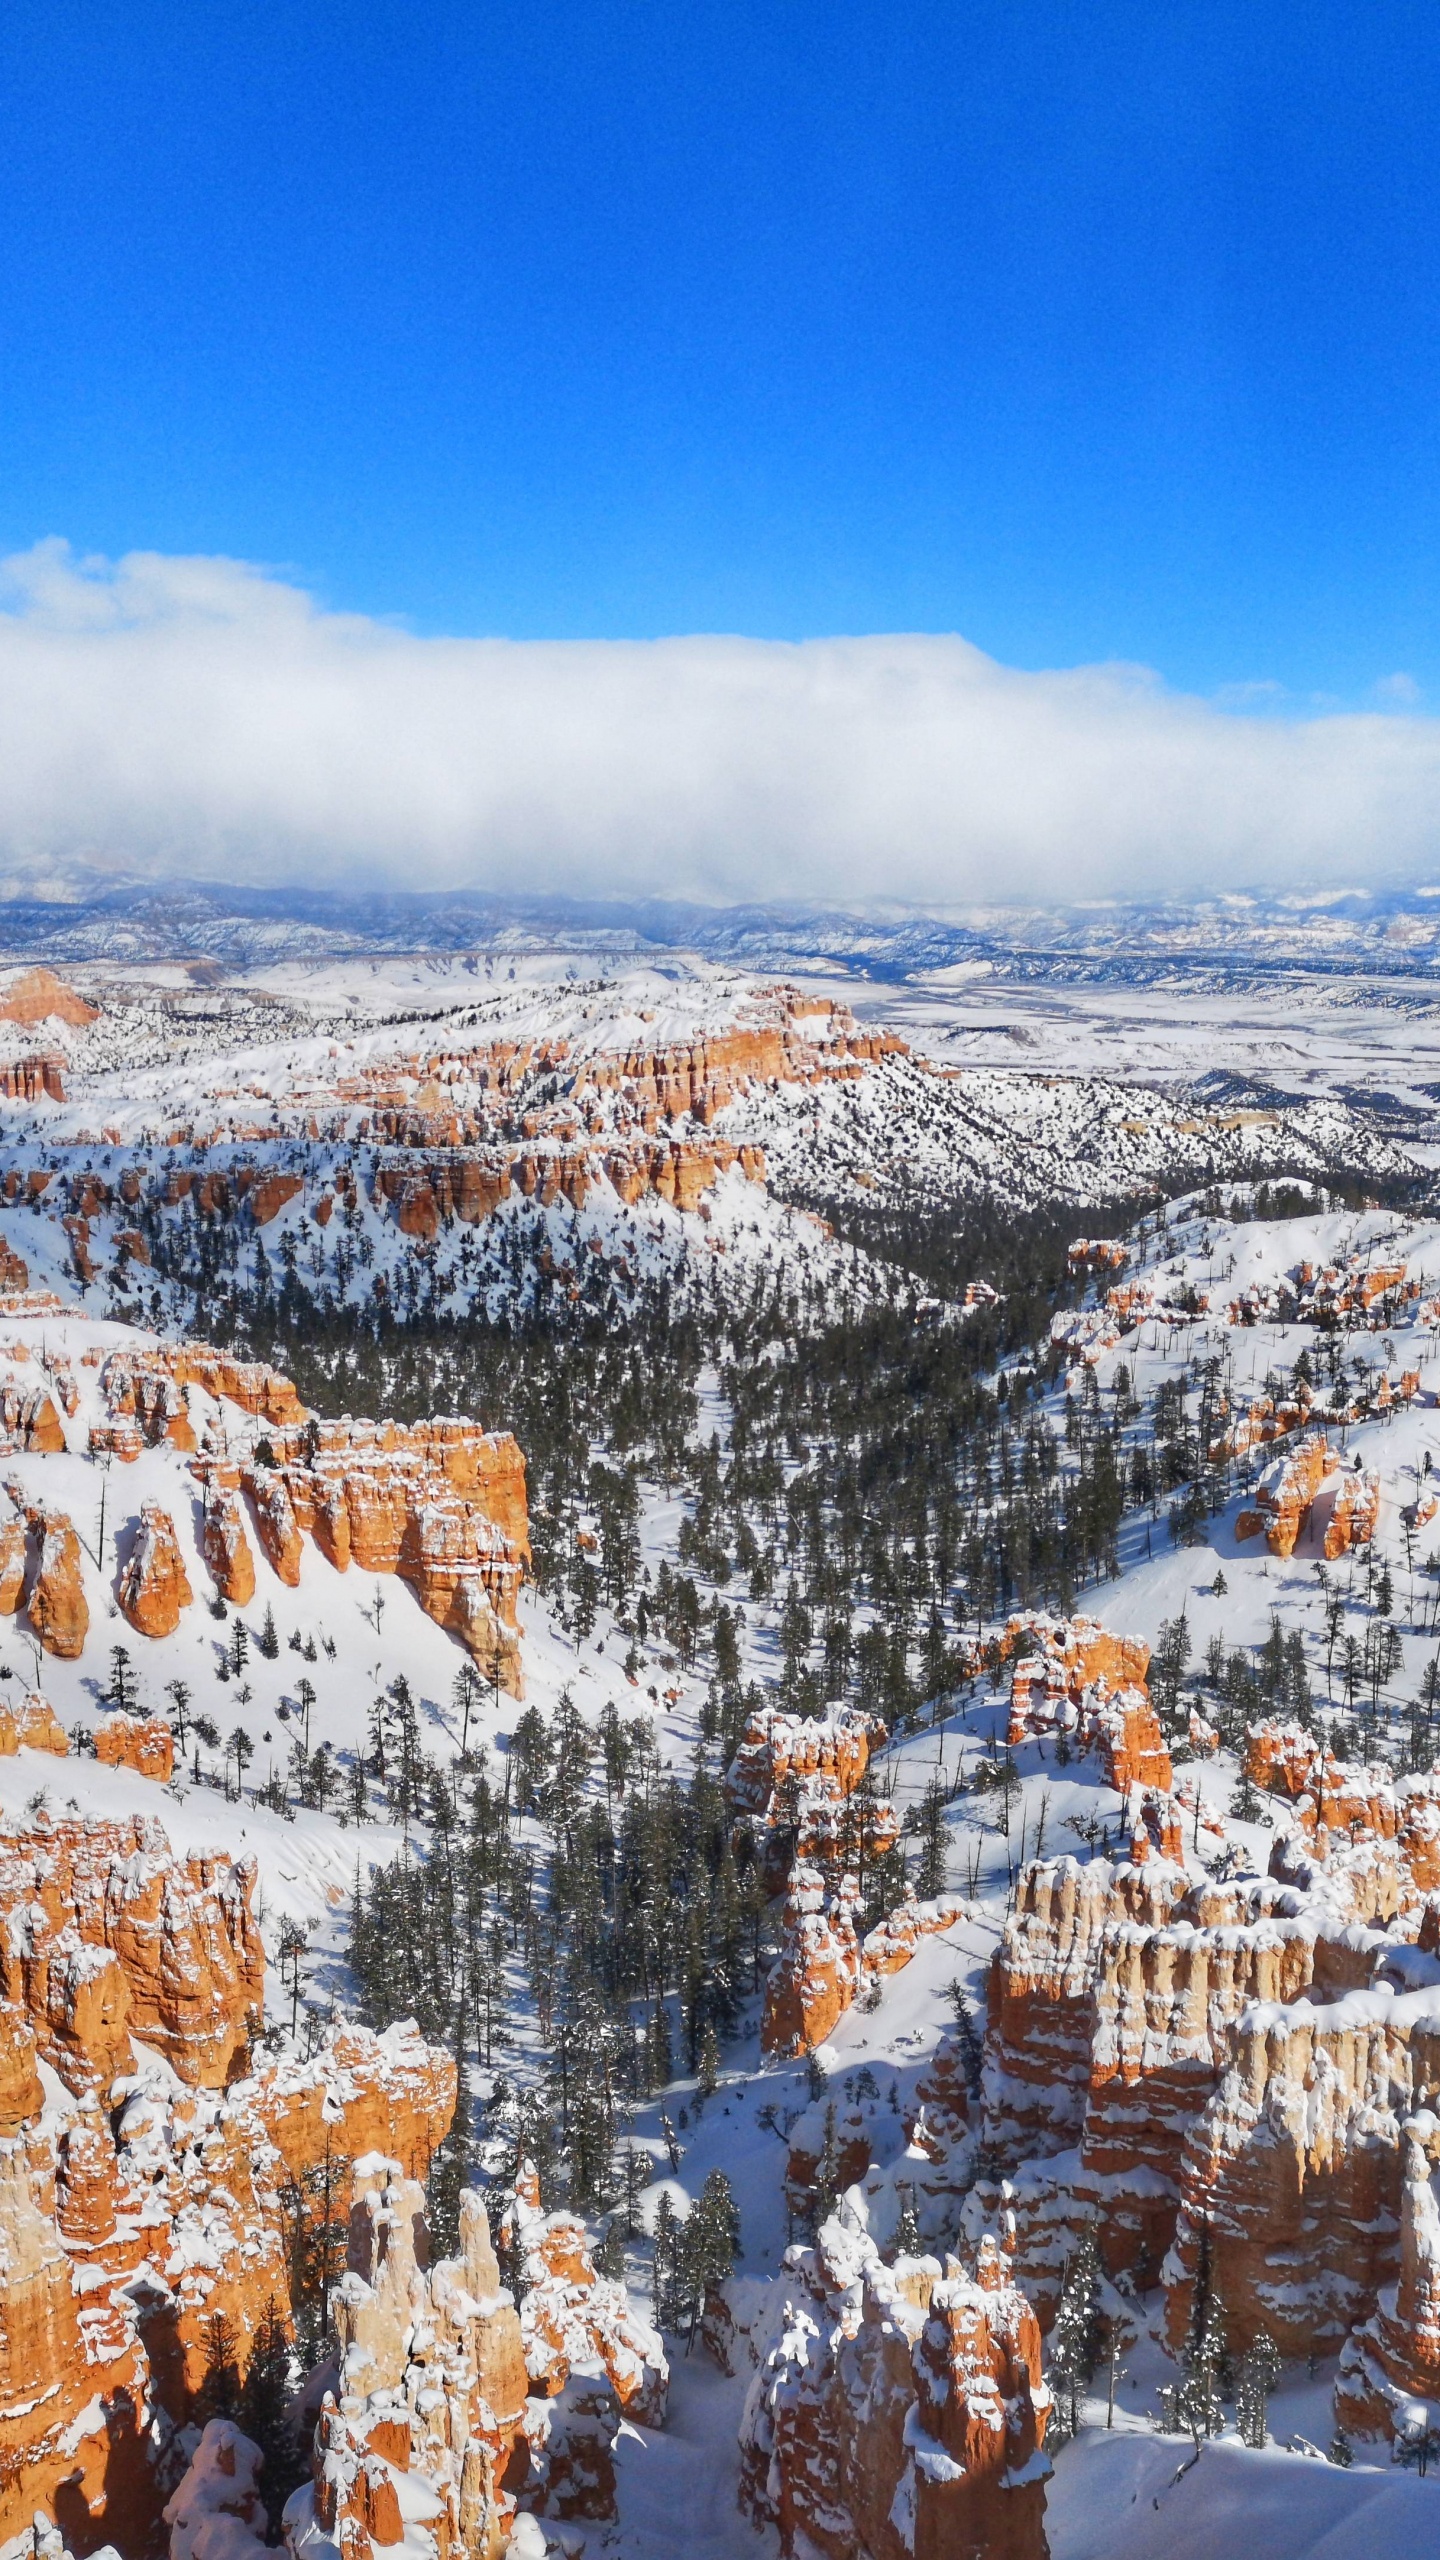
[0,865,1439,981]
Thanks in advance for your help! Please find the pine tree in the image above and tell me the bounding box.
[238,2297,303,2508]
[679,2169,741,2339]
[258,1603,280,1660]
[1236,2331,1281,2448]
[425,2030,474,2258]
[912,1776,948,1900]
[1176,2277,1229,2447]
[594,2218,626,2280]
[946,1981,985,2098]
[196,2308,241,2422]
[892,2184,922,2260]
[652,2190,680,2331]
[811,2103,841,2230]
[1047,2226,1101,2441]
[697,2020,721,2099]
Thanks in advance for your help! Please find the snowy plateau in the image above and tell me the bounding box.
[0,942,1437,2560]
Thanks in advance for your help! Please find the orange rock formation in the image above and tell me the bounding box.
[117,1505,193,1638]
[739,2216,1051,2560]
[94,1711,175,1782]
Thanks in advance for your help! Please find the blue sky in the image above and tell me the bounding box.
[3,2,1438,700]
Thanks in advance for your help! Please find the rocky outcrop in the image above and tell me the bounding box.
[201,1481,256,1606]
[0,1691,67,1757]
[249,1171,303,1226]
[1237,1431,1331,1556]
[0,2072,154,2553]
[1235,1436,1379,1560]
[762,1866,863,2055]
[23,1509,88,1659]
[1001,1614,1171,1793]
[237,2020,457,2202]
[285,2165,529,2560]
[244,1464,304,1587]
[1246,1723,1440,1893]
[498,2162,668,2434]
[100,1352,197,1453]
[117,1504,193,1638]
[739,2211,1050,2560]
[726,1703,893,1886]
[94,1711,175,1782]
[1325,1461,1382,1557]
[0,1522,24,1613]
[165,2420,270,2560]
[0,1055,65,1102]
[0,1809,263,2089]
[861,1889,968,1976]
[0,1385,66,1455]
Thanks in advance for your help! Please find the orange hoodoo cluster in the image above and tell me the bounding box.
[999,1613,1172,1794]
[739,2220,1052,2560]
[0,1803,458,2556]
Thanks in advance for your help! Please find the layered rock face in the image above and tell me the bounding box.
[1162,1987,1440,2362]
[0,968,97,1029]
[371,1131,767,1240]
[188,1413,530,1694]
[974,1851,1373,2308]
[0,1332,534,1691]
[739,2212,1051,2560]
[977,1781,1440,2448]
[1336,2112,1440,2439]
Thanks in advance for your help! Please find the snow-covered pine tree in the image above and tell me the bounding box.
[892,2183,922,2261]
[1236,2331,1281,2448]
[1047,2225,1102,2441]
[651,2190,680,2332]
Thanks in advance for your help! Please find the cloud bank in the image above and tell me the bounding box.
[0,539,1437,907]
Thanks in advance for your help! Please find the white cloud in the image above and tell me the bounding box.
[0,538,1437,907]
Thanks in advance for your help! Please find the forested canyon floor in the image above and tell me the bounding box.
[0,951,1434,2560]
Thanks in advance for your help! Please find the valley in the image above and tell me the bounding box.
[0,946,1434,2560]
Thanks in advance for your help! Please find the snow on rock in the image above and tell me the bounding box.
[738,2207,1051,2560]
[117,1503,194,1639]
[997,1613,1171,1793]
[164,2421,271,2560]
